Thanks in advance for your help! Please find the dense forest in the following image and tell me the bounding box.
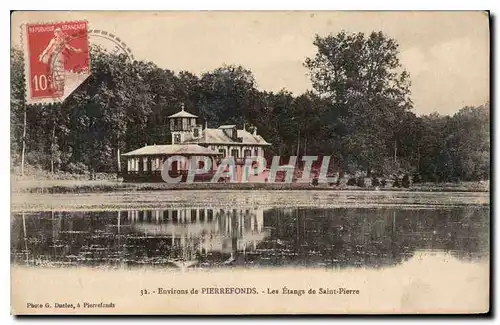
[10,31,490,182]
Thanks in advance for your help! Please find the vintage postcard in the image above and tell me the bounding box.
[10,11,490,315]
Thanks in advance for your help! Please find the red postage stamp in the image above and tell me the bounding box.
[23,21,90,104]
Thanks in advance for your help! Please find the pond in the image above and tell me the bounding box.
[11,191,490,270]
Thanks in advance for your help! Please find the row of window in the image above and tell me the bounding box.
[215,148,259,158]
[173,128,202,144]
[170,118,197,131]
[127,157,163,172]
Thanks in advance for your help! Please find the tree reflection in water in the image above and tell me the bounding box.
[11,206,489,269]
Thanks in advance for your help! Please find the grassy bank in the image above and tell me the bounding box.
[11,178,489,194]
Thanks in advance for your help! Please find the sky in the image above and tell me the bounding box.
[12,11,490,115]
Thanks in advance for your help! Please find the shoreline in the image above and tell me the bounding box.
[11,189,489,213]
[11,179,490,194]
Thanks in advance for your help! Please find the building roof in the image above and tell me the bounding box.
[167,108,198,119]
[122,144,220,156]
[192,128,271,146]
[218,125,236,129]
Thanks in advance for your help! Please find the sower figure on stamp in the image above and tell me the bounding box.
[38,27,82,96]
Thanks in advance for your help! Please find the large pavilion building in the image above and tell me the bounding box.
[121,106,271,182]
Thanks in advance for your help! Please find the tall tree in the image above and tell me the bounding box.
[199,65,258,127]
[10,48,26,169]
[305,31,413,176]
[450,103,490,181]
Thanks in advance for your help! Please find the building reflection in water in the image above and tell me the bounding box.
[127,208,266,267]
[11,206,489,269]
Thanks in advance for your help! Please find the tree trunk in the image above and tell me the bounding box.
[393,139,397,163]
[21,104,27,177]
[296,130,300,157]
[51,122,55,174]
[117,147,121,177]
[417,144,420,170]
[337,167,345,186]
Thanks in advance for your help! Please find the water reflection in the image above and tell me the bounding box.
[11,206,489,269]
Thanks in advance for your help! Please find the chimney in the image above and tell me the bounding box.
[243,123,246,131]
[204,120,208,141]
[253,127,257,136]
